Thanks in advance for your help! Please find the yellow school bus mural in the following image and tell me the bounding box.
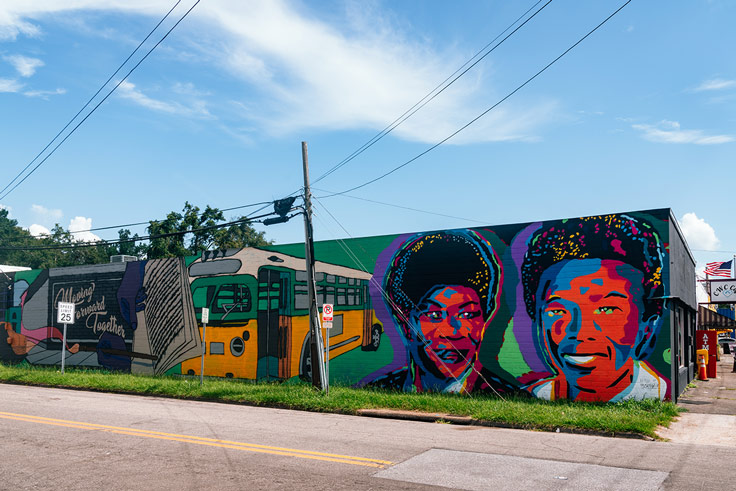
[180,248,382,380]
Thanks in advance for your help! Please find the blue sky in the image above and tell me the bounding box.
[0,0,734,291]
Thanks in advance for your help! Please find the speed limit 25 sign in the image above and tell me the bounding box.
[57,302,76,324]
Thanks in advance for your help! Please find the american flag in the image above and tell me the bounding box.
[705,260,733,278]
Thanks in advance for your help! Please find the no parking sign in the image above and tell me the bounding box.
[322,304,333,329]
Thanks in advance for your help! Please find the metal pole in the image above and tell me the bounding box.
[61,323,68,374]
[302,141,326,391]
[200,321,207,386]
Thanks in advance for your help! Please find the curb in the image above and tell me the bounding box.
[355,408,654,441]
[0,379,655,441]
[357,408,473,425]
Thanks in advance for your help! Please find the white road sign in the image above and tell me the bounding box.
[322,304,333,322]
[201,307,210,324]
[57,302,75,324]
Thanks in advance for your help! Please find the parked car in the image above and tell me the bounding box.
[717,337,736,355]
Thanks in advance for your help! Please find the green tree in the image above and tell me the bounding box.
[0,208,41,267]
[0,211,111,269]
[212,220,270,249]
[146,209,190,259]
[147,202,270,259]
[35,225,109,268]
[1,202,271,267]
[107,228,148,258]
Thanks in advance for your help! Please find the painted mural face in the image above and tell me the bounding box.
[520,213,670,402]
[537,259,649,399]
[364,229,517,395]
[409,285,486,380]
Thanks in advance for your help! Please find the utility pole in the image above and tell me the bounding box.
[302,141,327,391]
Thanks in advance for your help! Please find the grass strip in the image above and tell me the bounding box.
[0,362,679,438]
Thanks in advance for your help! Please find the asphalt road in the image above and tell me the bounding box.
[0,383,732,490]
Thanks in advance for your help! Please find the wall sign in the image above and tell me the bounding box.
[710,279,736,303]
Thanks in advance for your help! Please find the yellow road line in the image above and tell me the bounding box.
[0,411,392,468]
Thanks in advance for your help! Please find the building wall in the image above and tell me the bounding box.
[1,209,681,402]
[667,212,698,398]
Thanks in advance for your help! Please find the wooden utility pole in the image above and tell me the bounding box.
[301,141,327,391]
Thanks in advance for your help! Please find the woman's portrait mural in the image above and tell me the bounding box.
[364,230,514,394]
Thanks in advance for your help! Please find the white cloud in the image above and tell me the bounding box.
[680,212,720,251]
[694,78,736,92]
[632,120,734,145]
[28,224,50,238]
[0,0,165,41]
[116,80,212,118]
[0,9,40,41]
[3,54,43,77]
[0,78,23,92]
[68,216,100,242]
[31,203,62,221]
[26,214,100,241]
[172,82,210,97]
[0,1,557,144]
[23,87,66,99]
[198,0,557,143]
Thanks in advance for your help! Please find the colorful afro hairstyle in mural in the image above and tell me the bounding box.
[383,229,502,337]
[521,214,666,324]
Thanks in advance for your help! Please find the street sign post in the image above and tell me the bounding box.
[321,304,334,395]
[56,302,75,374]
[200,307,209,386]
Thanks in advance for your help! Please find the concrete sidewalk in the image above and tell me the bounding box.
[657,352,736,446]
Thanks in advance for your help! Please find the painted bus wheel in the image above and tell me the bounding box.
[362,324,382,352]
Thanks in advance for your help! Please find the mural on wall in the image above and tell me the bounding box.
[364,230,515,395]
[519,214,669,402]
[0,210,673,402]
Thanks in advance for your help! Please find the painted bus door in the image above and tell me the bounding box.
[257,269,291,380]
[361,282,372,348]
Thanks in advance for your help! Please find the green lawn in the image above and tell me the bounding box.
[0,362,679,438]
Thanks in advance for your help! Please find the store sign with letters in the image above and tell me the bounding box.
[710,279,736,303]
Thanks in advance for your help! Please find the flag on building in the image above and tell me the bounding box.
[705,260,733,278]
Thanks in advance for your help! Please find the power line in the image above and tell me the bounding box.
[311,187,486,224]
[311,0,552,187]
[3,199,276,244]
[221,201,274,213]
[0,0,202,202]
[320,0,632,199]
[691,249,736,254]
[0,0,183,198]
[0,210,277,252]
